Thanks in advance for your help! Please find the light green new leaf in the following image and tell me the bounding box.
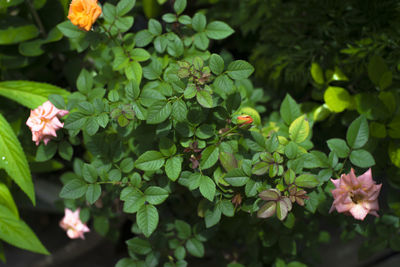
[324,86,353,113]
[0,81,70,109]
[0,114,35,204]
[310,62,324,84]
[0,205,49,254]
[137,204,159,237]
[205,21,234,40]
[135,151,165,171]
[289,115,310,143]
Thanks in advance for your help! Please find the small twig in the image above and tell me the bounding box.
[25,0,47,38]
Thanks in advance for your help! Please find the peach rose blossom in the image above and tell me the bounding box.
[68,0,102,31]
[59,208,90,239]
[26,101,69,146]
[330,168,382,220]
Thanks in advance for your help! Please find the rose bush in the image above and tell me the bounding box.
[0,0,398,266]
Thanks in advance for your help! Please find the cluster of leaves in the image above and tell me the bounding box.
[45,0,356,265]
[203,0,400,260]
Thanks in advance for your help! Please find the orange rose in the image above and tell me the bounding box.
[67,0,102,31]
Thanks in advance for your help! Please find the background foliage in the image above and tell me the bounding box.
[1,0,400,266]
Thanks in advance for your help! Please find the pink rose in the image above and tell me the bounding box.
[59,208,90,239]
[26,101,69,145]
[330,168,382,220]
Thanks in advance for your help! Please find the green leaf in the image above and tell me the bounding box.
[324,86,352,113]
[295,174,319,188]
[0,183,19,218]
[186,238,204,257]
[165,156,182,181]
[126,237,152,255]
[120,158,134,173]
[0,20,38,45]
[0,81,69,109]
[218,199,234,217]
[200,146,219,170]
[172,99,188,121]
[327,138,350,158]
[346,116,369,149]
[143,58,162,80]
[86,184,101,204]
[350,150,375,168]
[35,142,57,162]
[174,0,186,15]
[209,54,224,75]
[125,60,143,85]
[144,186,169,205]
[134,30,154,47]
[219,151,238,172]
[224,169,249,187]
[192,13,207,32]
[131,48,151,62]
[0,205,49,254]
[117,0,136,16]
[227,60,254,80]
[121,187,145,213]
[280,94,301,125]
[311,63,324,84]
[137,204,159,237]
[196,90,213,108]
[82,163,98,183]
[199,175,216,201]
[147,101,172,124]
[148,19,162,35]
[289,115,310,143]
[57,21,84,39]
[19,27,63,57]
[175,220,191,239]
[0,114,35,204]
[59,179,88,199]
[77,69,93,93]
[204,207,221,228]
[205,21,234,40]
[135,151,165,171]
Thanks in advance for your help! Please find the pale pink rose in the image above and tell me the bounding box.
[330,168,382,220]
[59,208,90,239]
[26,101,69,145]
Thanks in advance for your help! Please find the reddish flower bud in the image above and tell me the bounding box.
[237,115,253,125]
